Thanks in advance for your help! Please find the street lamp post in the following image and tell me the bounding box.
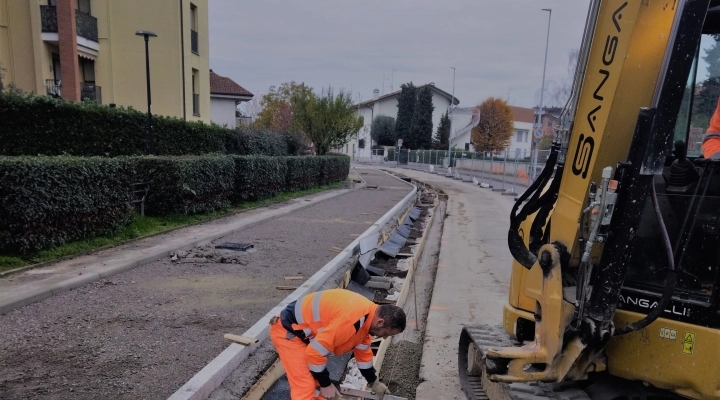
[448,67,456,170]
[532,9,552,180]
[136,30,158,155]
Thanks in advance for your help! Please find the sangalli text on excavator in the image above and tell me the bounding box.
[459,1,720,400]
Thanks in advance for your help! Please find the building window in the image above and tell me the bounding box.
[48,0,56,6]
[77,0,90,14]
[192,69,200,116]
[548,120,554,128]
[190,4,199,55]
[464,143,470,151]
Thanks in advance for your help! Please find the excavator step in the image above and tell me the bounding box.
[458,324,591,400]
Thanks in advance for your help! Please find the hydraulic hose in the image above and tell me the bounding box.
[508,141,561,269]
[615,183,676,335]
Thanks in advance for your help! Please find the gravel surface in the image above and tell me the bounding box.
[0,169,411,400]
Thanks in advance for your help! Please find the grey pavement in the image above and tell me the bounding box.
[382,166,517,400]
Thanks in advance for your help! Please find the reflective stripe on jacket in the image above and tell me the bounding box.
[703,98,720,159]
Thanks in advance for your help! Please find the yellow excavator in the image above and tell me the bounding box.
[459,1,720,399]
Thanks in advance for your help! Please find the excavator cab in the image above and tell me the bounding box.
[460,1,720,400]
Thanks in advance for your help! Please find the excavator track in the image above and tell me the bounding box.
[459,325,591,400]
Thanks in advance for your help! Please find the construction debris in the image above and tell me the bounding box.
[223,334,258,346]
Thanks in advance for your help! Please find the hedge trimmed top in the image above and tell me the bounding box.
[0,93,290,157]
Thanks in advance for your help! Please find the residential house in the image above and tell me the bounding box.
[209,69,253,129]
[533,106,563,137]
[450,105,535,159]
[345,83,460,160]
[0,0,211,122]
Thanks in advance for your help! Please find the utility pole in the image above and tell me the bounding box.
[532,8,552,181]
[447,67,456,169]
[136,30,157,155]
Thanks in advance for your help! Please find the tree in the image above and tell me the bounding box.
[395,82,416,147]
[292,86,364,155]
[254,81,308,132]
[408,86,434,149]
[433,110,451,149]
[471,97,515,152]
[371,115,396,146]
[237,95,262,119]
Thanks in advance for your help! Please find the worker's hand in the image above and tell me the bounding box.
[369,380,390,399]
[319,383,341,399]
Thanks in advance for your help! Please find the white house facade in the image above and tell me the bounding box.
[209,70,253,129]
[340,83,460,160]
[450,106,535,159]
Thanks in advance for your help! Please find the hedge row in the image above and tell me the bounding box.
[0,93,293,157]
[0,155,350,253]
[0,156,133,253]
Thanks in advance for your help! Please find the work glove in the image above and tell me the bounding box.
[319,383,341,399]
[369,380,390,400]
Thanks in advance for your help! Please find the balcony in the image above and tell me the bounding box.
[192,93,200,116]
[46,79,61,98]
[80,83,102,103]
[40,6,98,42]
[191,29,199,55]
[45,80,102,104]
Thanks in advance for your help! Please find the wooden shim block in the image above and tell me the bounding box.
[243,359,286,400]
[396,252,414,258]
[223,333,258,346]
[284,276,304,281]
[364,281,392,290]
[276,285,298,290]
[329,248,342,253]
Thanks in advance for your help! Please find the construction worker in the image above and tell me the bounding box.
[703,98,720,159]
[269,288,406,400]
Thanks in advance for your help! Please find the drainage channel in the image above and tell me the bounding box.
[215,175,445,400]
[167,170,420,400]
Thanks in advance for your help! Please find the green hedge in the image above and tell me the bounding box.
[132,155,235,215]
[232,156,288,201]
[0,154,350,253]
[0,93,227,157]
[285,157,319,191]
[225,128,289,156]
[320,155,351,185]
[0,156,133,253]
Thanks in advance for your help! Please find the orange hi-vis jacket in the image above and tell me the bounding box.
[703,98,720,159]
[279,289,379,387]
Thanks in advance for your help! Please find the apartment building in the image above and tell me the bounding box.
[0,0,210,122]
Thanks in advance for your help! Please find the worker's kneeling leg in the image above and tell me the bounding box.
[270,320,325,400]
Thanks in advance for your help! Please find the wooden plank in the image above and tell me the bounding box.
[396,252,414,258]
[223,333,258,346]
[284,276,304,281]
[276,285,298,290]
[242,359,285,400]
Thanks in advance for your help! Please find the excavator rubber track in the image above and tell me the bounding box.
[459,325,591,400]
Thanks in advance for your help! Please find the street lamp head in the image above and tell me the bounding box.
[542,8,551,12]
[135,30,158,38]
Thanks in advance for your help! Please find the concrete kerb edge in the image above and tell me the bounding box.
[167,176,417,400]
[0,185,363,316]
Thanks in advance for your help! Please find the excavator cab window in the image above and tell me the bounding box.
[624,15,720,307]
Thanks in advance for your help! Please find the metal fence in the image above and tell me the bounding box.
[377,148,553,192]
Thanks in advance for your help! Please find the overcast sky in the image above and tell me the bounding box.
[209,0,591,110]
